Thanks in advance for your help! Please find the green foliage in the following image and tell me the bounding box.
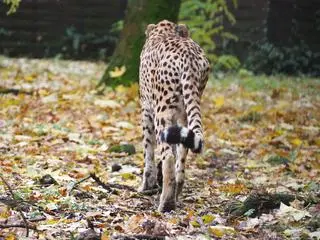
[245,40,320,76]
[179,0,240,71]
[110,20,124,34]
[245,7,320,76]
[108,144,136,155]
[267,155,290,166]
[3,0,20,14]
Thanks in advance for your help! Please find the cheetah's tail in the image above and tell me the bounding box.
[160,125,203,153]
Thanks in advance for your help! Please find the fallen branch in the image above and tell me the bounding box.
[112,234,166,240]
[0,223,37,230]
[0,87,32,95]
[0,175,32,237]
[90,173,137,193]
[18,210,30,236]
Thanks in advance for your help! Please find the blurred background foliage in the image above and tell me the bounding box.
[3,0,20,14]
[246,39,320,76]
[0,0,319,77]
[179,0,240,72]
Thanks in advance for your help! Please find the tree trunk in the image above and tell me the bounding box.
[99,0,181,87]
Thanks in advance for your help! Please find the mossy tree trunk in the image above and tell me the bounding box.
[99,0,181,87]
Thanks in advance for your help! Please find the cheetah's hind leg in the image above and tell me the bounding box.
[140,108,157,192]
[156,116,177,212]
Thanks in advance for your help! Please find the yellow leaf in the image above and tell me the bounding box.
[208,226,224,237]
[202,214,215,224]
[109,66,126,78]
[208,225,235,237]
[101,232,110,240]
[291,138,302,146]
[121,172,136,180]
[1,99,20,107]
[115,85,127,93]
[190,220,201,228]
[218,183,248,195]
[39,89,49,96]
[169,217,179,224]
[213,96,224,108]
[5,234,16,240]
[249,104,264,112]
[24,75,35,82]
[0,206,10,220]
[46,219,60,225]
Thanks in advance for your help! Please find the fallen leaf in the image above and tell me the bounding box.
[290,138,302,146]
[94,99,121,108]
[42,93,58,103]
[213,95,224,108]
[109,66,126,78]
[115,121,134,129]
[190,220,201,228]
[202,214,215,224]
[238,217,260,230]
[208,225,235,238]
[277,202,311,221]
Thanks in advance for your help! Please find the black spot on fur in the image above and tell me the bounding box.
[157,161,163,187]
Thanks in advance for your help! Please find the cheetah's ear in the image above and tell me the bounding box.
[175,24,189,38]
[145,24,156,37]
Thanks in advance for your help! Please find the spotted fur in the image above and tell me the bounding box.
[139,20,210,212]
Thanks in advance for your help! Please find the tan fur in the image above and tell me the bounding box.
[139,20,210,212]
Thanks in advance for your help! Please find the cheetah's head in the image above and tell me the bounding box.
[145,20,189,39]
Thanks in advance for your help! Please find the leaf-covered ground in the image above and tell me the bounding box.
[0,57,319,240]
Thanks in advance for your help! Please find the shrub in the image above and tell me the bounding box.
[179,0,240,71]
[245,40,320,76]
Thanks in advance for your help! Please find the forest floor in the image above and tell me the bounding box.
[0,57,319,240]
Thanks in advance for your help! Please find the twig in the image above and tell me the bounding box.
[0,175,31,237]
[112,206,140,215]
[139,188,161,196]
[28,216,47,222]
[18,210,30,236]
[112,234,166,240]
[0,224,37,230]
[107,183,137,192]
[0,196,24,208]
[68,175,91,193]
[0,88,32,95]
[89,173,137,193]
[0,196,54,217]
[89,173,116,193]
[0,175,15,197]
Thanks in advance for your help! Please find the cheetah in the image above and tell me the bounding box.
[139,20,210,212]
